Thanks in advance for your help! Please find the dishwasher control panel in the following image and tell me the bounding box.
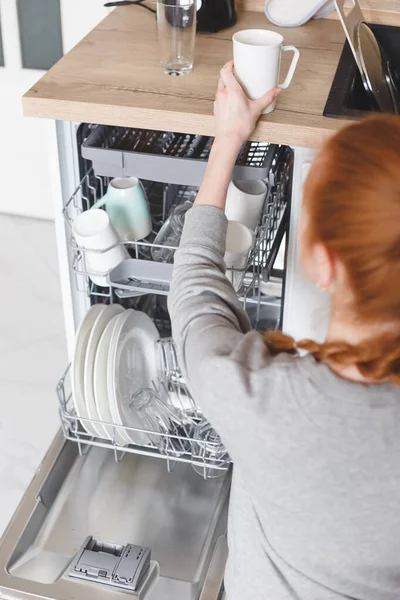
[69,536,151,593]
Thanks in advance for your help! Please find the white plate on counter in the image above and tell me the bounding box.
[71,303,106,437]
[108,309,159,446]
[84,303,125,438]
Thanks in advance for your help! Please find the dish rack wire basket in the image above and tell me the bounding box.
[63,145,291,318]
[57,339,231,479]
[58,136,293,478]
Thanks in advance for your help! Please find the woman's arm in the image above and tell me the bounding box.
[168,63,280,440]
[194,61,281,212]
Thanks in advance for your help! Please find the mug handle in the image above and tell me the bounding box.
[91,193,108,210]
[278,46,300,90]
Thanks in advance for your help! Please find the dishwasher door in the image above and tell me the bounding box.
[0,431,229,600]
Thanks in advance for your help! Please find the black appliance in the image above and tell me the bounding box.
[197,0,236,33]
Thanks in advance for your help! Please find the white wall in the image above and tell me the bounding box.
[0,0,108,220]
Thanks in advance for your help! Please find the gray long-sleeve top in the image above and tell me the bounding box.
[168,205,400,600]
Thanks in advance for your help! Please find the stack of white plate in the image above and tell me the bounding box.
[71,304,159,446]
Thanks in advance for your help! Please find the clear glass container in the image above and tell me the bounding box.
[131,383,194,457]
[191,420,230,479]
[152,200,193,262]
[157,0,196,76]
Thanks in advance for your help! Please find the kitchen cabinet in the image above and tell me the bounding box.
[0,1,397,598]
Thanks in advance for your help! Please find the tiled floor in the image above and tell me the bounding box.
[0,214,67,536]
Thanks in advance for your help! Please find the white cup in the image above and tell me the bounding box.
[233,29,300,114]
[224,221,255,291]
[225,179,268,231]
[73,209,129,287]
[92,177,152,241]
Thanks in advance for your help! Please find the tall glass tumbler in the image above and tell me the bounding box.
[157,0,196,76]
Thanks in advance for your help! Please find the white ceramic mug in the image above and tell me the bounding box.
[233,29,300,114]
[73,209,129,287]
[224,220,255,291]
[225,179,268,231]
[92,177,152,241]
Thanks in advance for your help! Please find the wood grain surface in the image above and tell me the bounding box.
[23,7,355,149]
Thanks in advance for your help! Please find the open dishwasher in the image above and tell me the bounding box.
[0,123,295,600]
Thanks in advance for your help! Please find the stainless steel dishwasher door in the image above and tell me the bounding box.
[0,431,230,600]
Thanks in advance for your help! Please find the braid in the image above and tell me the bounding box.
[263,330,297,355]
[263,331,400,385]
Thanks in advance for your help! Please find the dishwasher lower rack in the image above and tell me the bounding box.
[63,146,291,304]
[57,341,231,480]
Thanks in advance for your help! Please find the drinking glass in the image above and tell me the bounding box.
[152,200,193,263]
[156,338,200,415]
[191,420,230,479]
[131,383,194,457]
[157,0,196,76]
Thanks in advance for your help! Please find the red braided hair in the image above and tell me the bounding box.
[264,116,400,385]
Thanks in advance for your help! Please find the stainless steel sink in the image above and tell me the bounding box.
[0,432,230,600]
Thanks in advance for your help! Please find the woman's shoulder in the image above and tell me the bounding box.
[268,350,398,404]
[199,329,398,407]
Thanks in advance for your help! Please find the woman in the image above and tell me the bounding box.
[168,61,400,599]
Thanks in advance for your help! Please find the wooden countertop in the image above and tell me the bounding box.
[23,7,351,148]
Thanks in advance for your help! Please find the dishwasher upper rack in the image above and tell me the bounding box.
[63,173,197,297]
[81,125,278,185]
[63,151,290,304]
[57,340,231,479]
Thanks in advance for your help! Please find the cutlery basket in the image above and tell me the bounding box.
[81,124,278,185]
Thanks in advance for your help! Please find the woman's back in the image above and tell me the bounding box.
[224,351,400,599]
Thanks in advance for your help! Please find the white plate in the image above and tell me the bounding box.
[84,304,125,438]
[107,310,142,445]
[71,304,106,436]
[94,313,128,446]
[108,310,159,445]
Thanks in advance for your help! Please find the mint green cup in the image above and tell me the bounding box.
[92,177,152,241]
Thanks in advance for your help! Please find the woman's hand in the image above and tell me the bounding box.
[214,61,282,147]
[194,61,281,211]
